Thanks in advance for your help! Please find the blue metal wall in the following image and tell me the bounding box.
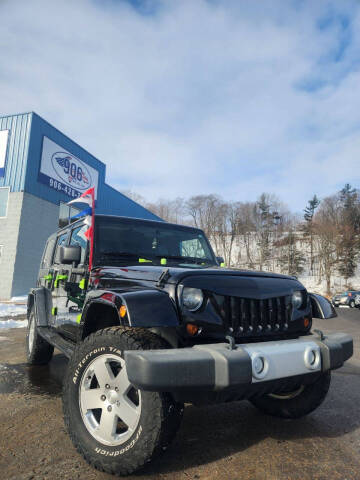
[0,112,32,191]
[0,111,160,221]
[25,112,107,206]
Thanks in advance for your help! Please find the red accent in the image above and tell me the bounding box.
[101,293,116,303]
[84,187,95,272]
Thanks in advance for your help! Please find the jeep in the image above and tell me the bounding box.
[27,215,353,476]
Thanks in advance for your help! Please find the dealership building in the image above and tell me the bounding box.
[0,112,159,300]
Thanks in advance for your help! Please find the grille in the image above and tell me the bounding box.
[212,295,293,337]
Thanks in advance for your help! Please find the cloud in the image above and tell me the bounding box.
[1,0,360,211]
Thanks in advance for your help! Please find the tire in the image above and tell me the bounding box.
[249,372,331,419]
[26,307,54,365]
[349,300,355,308]
[63,327,184,476]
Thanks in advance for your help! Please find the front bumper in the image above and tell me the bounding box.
[125,332,353,392]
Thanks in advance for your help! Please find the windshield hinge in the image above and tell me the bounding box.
[156,268,170,288]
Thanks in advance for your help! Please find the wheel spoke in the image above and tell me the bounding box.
[81,388,103,411]
[116,398,140,431]
[97,409,118,441]
[114,367,131,395]
[92,359,114,388]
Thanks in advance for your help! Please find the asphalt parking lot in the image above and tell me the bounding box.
[0,308,359,480]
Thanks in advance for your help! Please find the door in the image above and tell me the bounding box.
[52,224,88,340]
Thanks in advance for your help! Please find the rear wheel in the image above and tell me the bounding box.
[26,307,54,365]
[63,327,183,476]
[249,372,331,419]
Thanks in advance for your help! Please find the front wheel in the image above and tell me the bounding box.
[63,327,183,476]
[249,372,331,419]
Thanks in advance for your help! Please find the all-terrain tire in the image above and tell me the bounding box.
[249,372,331,419]
[63,327,184,476]
[26,307,54,365]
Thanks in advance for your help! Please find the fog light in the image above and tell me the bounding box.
[251,353,268,380]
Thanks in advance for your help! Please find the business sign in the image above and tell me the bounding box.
[38,137,99,199]
[0,130,9,177]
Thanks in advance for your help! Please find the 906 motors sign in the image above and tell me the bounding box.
[38,137,99,199]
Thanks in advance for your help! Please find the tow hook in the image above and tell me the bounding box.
[225,335,236,351]
[313,329,325,341]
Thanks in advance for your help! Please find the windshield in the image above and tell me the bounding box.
[94,217,217,267]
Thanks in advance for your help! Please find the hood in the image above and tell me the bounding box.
[92,265,299,288]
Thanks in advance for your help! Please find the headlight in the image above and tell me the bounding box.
[182,287,204,311]
[292,290,304,309]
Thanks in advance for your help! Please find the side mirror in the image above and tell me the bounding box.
[60,245,81,265]
[309,293,337,319]
[216,256,224,265]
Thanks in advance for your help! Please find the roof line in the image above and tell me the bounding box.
[31,112,107,168]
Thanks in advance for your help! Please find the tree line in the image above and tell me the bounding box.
[123,184,360,294]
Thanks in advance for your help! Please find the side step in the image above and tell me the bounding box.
[37,327,75,358]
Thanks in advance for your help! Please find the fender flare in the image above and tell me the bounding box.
[28,287,52,326]
[309,293,337,319]
[82,289,179,328]
[119,289,179,327]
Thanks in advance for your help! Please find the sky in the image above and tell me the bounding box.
[1,0,360,212]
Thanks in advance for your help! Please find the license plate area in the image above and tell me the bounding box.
[241,339,322,383]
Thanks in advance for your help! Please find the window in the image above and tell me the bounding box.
[0,187,9,218]
[180,238,207,259]
[94,217,216,267]
[53,232,69,264]
[58,202,81,228]
[70,225,88,264]
[41,236,56,268]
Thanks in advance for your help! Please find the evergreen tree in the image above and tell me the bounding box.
[337,184,360,284]
[303,194,320,273]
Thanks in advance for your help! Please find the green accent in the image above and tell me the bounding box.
[43,274,53,281]
[79,278,86,290]
[138,258,152,263]
[160,258,167,265]
[220,262,225,267]
[51,307,57,316]
[54,274,68,288]
[76,314,82,324]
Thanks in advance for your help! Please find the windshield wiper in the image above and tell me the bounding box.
[154,255,213,265]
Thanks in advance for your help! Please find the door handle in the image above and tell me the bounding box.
[43,274,53,282]
[54,274,68,288]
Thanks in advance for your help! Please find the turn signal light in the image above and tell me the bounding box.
[119,305,127,318]
[186,323,199,336]
[304,317,310,328]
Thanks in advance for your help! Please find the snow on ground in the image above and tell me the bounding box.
[0,295,27,328]
[0,319,27,329]
[10,295,28,304]
[0,303,27,318]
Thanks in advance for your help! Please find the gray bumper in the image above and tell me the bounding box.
[125,332,353,392]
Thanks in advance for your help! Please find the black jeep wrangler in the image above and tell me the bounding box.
[27,215,353,476]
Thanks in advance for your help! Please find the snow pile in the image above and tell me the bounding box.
[0,319,27,329]
[0,295,27,328]
[0,303,27,318]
